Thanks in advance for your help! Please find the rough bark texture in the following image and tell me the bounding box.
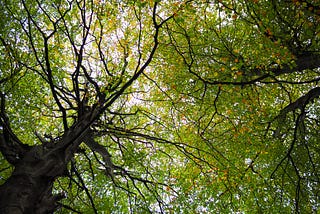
[0,109,96,213]
[0,145,66,213]
[0,167,63,213]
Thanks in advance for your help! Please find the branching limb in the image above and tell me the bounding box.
[0,93,30,165]
[83,132,114,179]
[279,87,320,116]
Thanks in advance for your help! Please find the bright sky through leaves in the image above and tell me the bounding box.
[0,0,320,213]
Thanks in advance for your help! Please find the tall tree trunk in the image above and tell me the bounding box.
[0,144,67,213]
[0,110,95,213]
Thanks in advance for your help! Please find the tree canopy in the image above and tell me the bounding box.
[0,0,319,213]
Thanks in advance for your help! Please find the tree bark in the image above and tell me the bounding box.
[0,110,96,213]
[0,145,67,213]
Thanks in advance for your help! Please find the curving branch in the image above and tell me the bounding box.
[83,131,114,178]
[279,87,320,117]
[204,53,320,86]
[0,93,30,165]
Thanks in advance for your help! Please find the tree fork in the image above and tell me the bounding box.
[0,111,96,213]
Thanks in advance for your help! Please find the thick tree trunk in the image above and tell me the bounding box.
[0,129,90,213]
[0,109,97,213]
[0,144,68,214]
[0,173,61,213]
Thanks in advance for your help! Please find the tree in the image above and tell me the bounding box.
[0,0,319,213]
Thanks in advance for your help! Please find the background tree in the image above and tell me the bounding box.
[0,0,319,213]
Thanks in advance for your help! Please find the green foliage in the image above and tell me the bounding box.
[0,0,319,213]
